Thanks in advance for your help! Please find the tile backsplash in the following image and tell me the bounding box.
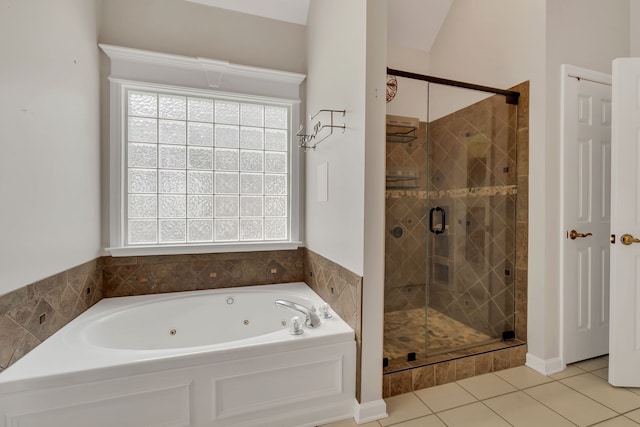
[102,249,304,297]
[0,259,103,372]
[303,248,363,400]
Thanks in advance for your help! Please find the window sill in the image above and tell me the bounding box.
[106,241,303,257]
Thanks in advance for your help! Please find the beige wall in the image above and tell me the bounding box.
[386,45,430,121]
[429,0,545,122]
[633,0,640,56]
[0,0,103,296]
[305,0,367,276]
[99,0,306,74]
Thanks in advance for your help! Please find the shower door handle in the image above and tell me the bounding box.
[429,207,446,235]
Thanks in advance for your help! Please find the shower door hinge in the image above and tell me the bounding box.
[502,330,516,341]
[505,93,519,105]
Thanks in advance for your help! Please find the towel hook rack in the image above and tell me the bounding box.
[297,109,346,151]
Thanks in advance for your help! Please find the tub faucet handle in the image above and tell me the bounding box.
[290,316,304,335]
[275,299,322,328]
[319,303,332,319]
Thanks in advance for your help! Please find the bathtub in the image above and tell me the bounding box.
[0,282,356,427]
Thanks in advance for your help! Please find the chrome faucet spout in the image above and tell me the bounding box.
[275,299,321,328]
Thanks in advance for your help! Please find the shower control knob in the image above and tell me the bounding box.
[390,226,403,238]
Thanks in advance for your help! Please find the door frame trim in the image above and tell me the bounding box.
[559,64,612,369]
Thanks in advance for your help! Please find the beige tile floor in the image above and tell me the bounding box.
[321,356,640,427]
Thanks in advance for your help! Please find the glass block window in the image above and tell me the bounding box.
[126,89,290,245]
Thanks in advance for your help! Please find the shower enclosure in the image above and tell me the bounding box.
[384,69,519,368]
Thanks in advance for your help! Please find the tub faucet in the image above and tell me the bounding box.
[275,300,321,328]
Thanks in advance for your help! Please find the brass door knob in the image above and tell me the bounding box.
[569,229,593,240]
[621,234,640,245]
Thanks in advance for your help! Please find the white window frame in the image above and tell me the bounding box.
[101,44,305,256]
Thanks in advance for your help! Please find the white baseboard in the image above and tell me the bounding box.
[353,398,388,424]
[526,353,565,375]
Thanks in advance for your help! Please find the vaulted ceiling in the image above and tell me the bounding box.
[186,0,453,52]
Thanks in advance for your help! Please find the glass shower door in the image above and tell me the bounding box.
[383,79,518,368]
[425,83,517,355]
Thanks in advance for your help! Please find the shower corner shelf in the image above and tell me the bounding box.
[386,124,417,143]
[386,171,419,190]
[386,116,419,144]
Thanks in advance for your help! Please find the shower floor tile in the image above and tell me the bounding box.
[384,307,494,362]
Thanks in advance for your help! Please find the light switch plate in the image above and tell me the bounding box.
[317,162,328,202]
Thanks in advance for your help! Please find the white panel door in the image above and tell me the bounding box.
[562,66,612,365]
[609,58,640,387]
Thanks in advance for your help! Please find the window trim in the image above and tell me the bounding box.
[101,45,305,256]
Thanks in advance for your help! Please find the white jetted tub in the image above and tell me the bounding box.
[0,282,356,427]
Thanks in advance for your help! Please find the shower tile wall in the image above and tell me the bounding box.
[514,81,529,342]
[385,93,518,343]
[428,93,517,338]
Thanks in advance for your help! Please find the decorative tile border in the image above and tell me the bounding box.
[386,185,518,200]
[386,190,427,199]
[429,185,517,199]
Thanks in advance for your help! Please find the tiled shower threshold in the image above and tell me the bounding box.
[383,340,527,397]
[385,339,526,375]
